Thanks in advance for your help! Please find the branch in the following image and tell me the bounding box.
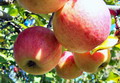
[114,16,120,30]
[107,5,120,31]
[0,22,10,29]
[0,11,13,20]
[8,22,22,33]
[107,5,120,16]
[0,47,13,50]
[0,21,22,34]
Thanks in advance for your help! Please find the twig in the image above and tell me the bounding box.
[107,5,120,34]
[114,16,120,29]
[8,21,22,33]
[0,22,10,29]
[0,47,13,50]
[0,11,13,20]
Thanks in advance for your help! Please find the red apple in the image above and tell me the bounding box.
[53,0,111,53]
[73,49,111,73]
[14,26,62,75]
[17,0,68,14]
[56,51,83,79]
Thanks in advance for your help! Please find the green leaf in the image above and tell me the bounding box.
[0,36,5,42]
[109,77,120,83]
[0,56,7,63]
[10,34,18,41]
[46,73,53,78]
[111,17,115,24]
[0,53,14,62]
[39,14,51,20]
[19,23,28,29]
[0,74,13,83]
[8,8,19,17]
[30,14,46,26]
[34,77,41,82]
[104,0,116,5]
[107,72,118,81]
[115,44,120,49]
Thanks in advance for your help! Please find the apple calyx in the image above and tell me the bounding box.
[98,62,108,69]
[27,60,36,67]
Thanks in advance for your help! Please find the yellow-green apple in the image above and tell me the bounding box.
[53,0,111,53]
[73,49,111,73]
[14,26,62,75]
[56,51,83,79]
[17,0,68,14]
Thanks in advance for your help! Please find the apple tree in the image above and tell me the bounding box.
[0,0,120,83]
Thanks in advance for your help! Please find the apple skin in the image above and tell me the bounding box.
[17,0,68,14]
[56,51,83,79]
[53,0,111,53]
[73,49,111,73]
[14,26,62,75]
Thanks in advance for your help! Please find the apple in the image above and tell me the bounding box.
[56,51,83,79]
[14,26,62,75]
[17,0,68,14]
[73,49,111,73]
[53,0,111,53]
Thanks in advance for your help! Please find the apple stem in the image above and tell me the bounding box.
[27,60,36,67]
[47,13,54,29]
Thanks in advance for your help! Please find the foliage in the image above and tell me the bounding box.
[0,0,120,83]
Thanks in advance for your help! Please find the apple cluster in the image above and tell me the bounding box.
[14,0,112,79]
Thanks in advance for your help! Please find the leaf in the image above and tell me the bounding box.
[19,23,28,29]
[111,17,115,24]
[62,47,68,52]
[115,44,120,49]
[34,77,41,82]
[46,73,53,78]
[39,14,51,20]
[0,53,14,62]
[91,36,118,54]
[0,56,7,63]
[0,36,5,42]
[8,8,19,17]
[0,74,13,83]
[110,77,120,83]
[30,14,46,26]
[107,72,118,81]
[10,35,18,41]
